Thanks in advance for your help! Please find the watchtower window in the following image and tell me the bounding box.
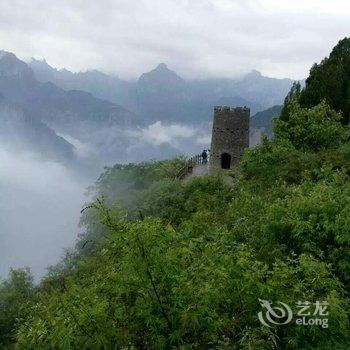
[221,153,231,169]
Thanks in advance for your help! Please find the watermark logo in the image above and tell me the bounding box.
[258,299,293,327]
[258,299,329,328]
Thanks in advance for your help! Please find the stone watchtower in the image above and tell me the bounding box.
[209,106,250,170]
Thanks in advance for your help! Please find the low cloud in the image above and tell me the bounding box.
[0,147,88,279]
[196,134,211,145]
[131,121,196,147]
[57,132,95,159]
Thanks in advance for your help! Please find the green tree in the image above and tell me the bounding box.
[274,100,347,151]
[0,268,35,347]
[298,37,350,124]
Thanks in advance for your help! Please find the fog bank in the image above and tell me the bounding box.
[0,147,88,279]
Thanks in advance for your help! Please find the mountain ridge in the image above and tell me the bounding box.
[0,51,141,166]
[0,94,75,162]
[29,58,298,123]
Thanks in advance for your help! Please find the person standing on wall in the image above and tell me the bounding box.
[202,149,208,164]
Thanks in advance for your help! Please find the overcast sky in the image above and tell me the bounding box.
[0,0,349,80]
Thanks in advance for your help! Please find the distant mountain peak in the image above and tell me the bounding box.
[138,63,184,88]
[0,50,34,80]
[246,69,262,78]
[30,57,46,63]
[30,58,58,74]
[155,63,168,70]
[0,50,18,62]
[0,50,10,59]
[30,57,51,67]
[146,62,178,76]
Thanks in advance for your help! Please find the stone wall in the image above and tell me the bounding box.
[209,106,250,170]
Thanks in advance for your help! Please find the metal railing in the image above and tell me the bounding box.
[176,154,208,180]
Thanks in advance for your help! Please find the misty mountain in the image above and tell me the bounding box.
[29,60,296,124]
[0,94,75,162]
[234,70,290,108]
[136,63,187,121]
[0,50,295,167]
[0,50,208,168]
[29,58,136,112]
[0,50,34,81]
[251,104,283,136]
[0,51,145,167]
[249,105,283,146]
[128,63,292,122]
[135,64,261,122]
[0,49,294,169]
[0,51,139,132]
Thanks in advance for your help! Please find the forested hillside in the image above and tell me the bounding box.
[1,39,350,349]
[282,38,350,125]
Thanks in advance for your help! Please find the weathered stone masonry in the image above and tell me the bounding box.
[209,106,250,170]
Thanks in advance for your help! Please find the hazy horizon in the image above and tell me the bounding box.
[26,58,293,82]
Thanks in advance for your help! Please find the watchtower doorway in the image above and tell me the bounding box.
[221,153,231,169]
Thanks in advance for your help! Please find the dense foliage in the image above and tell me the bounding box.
[0,269,34,347]
[1,39,350,349]
[291,37,350,124]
